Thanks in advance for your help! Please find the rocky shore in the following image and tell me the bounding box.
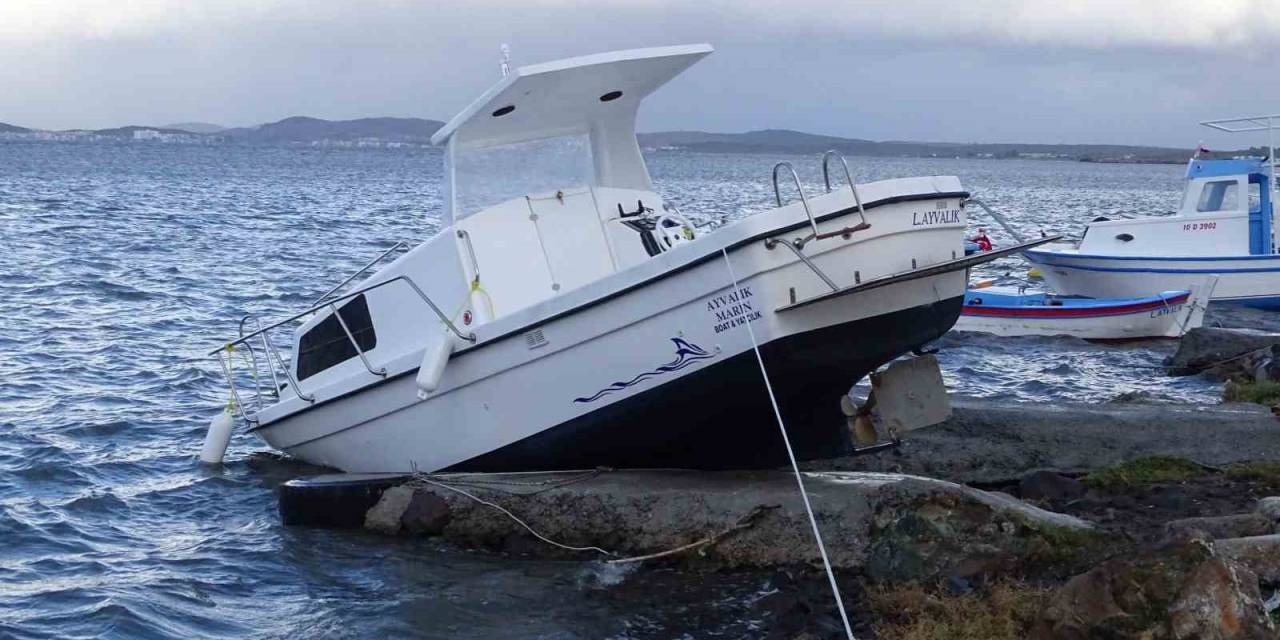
[277,327,1280,638]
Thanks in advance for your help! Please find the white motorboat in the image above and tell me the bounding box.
[1024,114,1280,309]
[205,45,1048,473]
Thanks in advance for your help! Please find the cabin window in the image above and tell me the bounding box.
[1196,180,1239,213]
[296,295,377,381]
[1249,182,1262,212]
[450,133,596,218]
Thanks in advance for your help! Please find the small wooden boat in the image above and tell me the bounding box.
[955,277,1216,339]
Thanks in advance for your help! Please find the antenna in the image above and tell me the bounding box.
[500,44,512,77]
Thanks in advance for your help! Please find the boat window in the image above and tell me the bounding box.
[1249,182,1262,212]
[296,295,377,381]
[1196,180,1239,213]
[450,134,596,219]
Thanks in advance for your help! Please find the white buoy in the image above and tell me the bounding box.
[415,329,455,399]
[200,409,235,465]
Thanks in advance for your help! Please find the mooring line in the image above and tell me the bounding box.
[409,471,772,564]
[718,247,856,640]
[410,474,616,556]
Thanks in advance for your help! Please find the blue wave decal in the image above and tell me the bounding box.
[573,337,715,403]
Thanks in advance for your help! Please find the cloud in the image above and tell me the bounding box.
[3,0,1278,51]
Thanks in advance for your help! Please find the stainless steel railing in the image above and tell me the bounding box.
[821,151,870,231]
[771,153,873,251]
[772,161,819,242]
[314,241,411,305]
[212,273,475,422]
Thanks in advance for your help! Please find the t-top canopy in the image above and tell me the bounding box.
[431,44,713,149]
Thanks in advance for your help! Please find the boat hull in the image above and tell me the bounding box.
[955,291,1197,339]
[450,295,962,471]
[249,191,972,473]
[1023,250,1280,310]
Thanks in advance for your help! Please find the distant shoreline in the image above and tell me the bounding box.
[0,115,1224,165]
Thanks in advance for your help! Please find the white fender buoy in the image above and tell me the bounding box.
[415,329,455,399]
[200,410,235,465]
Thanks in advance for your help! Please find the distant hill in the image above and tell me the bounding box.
[164,122,226,134]
[639,129,1193,163]
[87,125,199,138]
[0,116,1212,162]
[223,116,444,144]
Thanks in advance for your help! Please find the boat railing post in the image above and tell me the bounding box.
[821,151,870,230]
[265,340,312,403]
[239,314,282,402]
[328,303,387,378]
[772,162,820,243]
[215,348,256,424]
[964,197,1027,244]
[764,236,840,292]
[313,241,410,306]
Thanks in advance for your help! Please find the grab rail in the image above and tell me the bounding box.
[314,241,410,305]
[212,274,476,417]
[772,162,820,243]
[821,151,870,232]
[964,197,1027,243]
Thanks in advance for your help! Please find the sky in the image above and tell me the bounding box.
[1,0,1278,147]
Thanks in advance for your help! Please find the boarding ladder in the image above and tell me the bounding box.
[764,151,873,292]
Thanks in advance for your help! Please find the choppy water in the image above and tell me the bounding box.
[1,142,1269,638]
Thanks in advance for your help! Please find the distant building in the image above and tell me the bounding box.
[133,129,162,140]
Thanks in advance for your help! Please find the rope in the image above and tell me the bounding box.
[605,505,776,565]
[719,247,856,640]
[405,470,771,564]
[409,474,616,556]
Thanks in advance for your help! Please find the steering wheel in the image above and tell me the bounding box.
[654,213,696,249]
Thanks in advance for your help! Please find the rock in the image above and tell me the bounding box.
[1168,557,1271,640]
[401,489,451,535]
[1254,496,1280,524]
[1217,534,1280,583]
[383,470,1093,581]
[813,397,1280,486]
[1166,327,1280,379]
[363,485,414,535]
[1033,540,1274,639]
[1018,470,1086,503]
[1165,514,1274,541]
[1108,389,1173,404]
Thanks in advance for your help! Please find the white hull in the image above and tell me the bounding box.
[250,189,972,472]
[1024,249,1280,310]
[954,297,1203,339]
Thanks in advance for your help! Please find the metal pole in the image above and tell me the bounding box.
[328,303,387,377]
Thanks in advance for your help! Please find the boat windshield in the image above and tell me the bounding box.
[450,133,596,220]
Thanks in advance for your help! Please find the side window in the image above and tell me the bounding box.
[296,295,377,381]
[1196,180,1239,213]
[1249,182,1262,212]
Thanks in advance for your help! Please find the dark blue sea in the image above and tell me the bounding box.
[0,142,1266,638]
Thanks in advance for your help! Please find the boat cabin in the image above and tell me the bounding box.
[432,45,712,318]
[282,46,714,395]
[1078,155,1275,257]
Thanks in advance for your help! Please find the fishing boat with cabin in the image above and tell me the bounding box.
[1024,115,1280,309]
[200,44,1049,473]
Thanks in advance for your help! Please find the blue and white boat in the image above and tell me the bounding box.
[955,278,1214,339]
[1024,114,1280,309]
